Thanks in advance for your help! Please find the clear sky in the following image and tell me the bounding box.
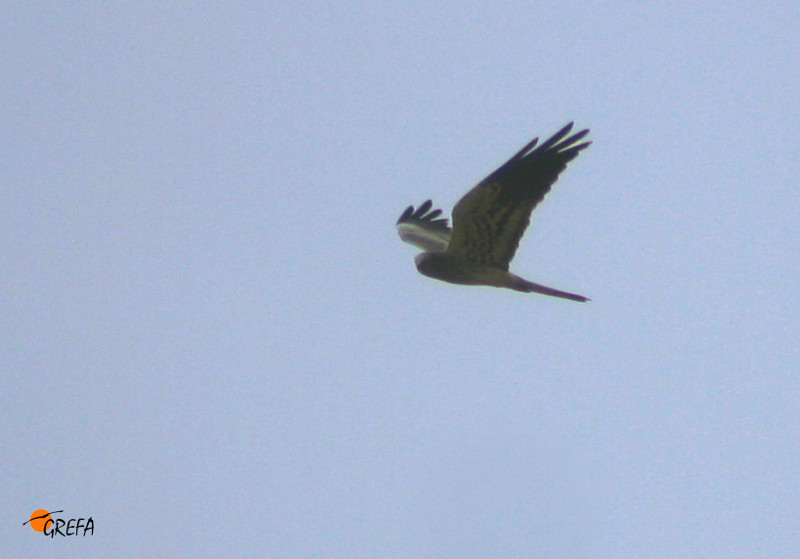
[4,3,799,557]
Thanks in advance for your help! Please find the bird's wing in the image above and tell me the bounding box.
[396,199,452,253]
[447,123,590,269]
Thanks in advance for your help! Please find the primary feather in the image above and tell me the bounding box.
[396,199,452,253]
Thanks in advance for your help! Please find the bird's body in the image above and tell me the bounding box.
[397,122,590,302]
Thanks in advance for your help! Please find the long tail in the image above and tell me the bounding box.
[510,274,589,302]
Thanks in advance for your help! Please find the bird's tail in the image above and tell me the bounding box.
[510,274,589,302]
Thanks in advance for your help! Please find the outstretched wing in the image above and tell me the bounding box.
[396,199,452,253]
[447,123,590,269]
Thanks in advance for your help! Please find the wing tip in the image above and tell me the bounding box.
[397,200,451,230]
[396,205,414,225]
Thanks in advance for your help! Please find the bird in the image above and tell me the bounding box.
[396,122,590,302]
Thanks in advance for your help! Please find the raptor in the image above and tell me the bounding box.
[396,122,590,302]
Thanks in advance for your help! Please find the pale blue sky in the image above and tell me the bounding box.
[4,3,800,557]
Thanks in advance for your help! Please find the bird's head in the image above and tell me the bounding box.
[414,252,430,272]
[414,252,454,280]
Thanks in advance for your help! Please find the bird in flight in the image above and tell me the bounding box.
[396,122,590,302]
